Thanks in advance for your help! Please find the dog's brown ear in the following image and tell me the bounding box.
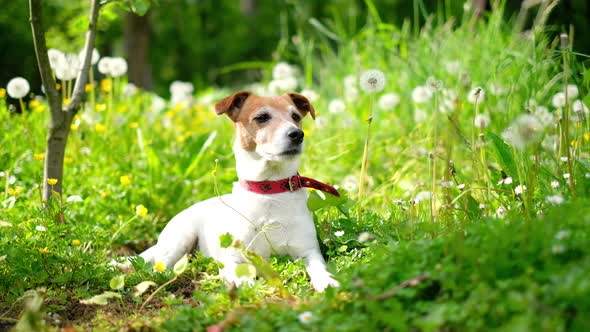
[287,92,316,120]
[214,91,251,121]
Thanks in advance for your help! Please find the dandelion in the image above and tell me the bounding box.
[298,311,313,324]
[47,178,58,185]
[572,100,589,114]
[109,57,128,77]
[78,48,100,65]
[534,106,555,127]
[7,186,23,196]
[514,184,527,195]
[414,108,427,123]
[473,114,491,129]
[94,123,106,133]
[551,92,566,108]
[268,77,298,94]
[551,244,566,254]
[546,194,564,205]
[97,56,112,75]
[55,53,80,81]
[444,61,461,74]
[414,191,431,203]
[555,230,570,240]
[344,86,359,102]
[502,114,544,149]
[411,86,433,103]
[328,99,345,114]
[457,183,466,190]
[71,239,81,246]
[151,95,166,113]
[467,87,485,104]
[33,153,45,161]
[122,83,138,97]
[378,93,400,110]
[120,175,132,185]
[584,133,590,142]
[334,230,344,237]
[342,180,357,192]
[7,77,30,99]
[272,62,294,80]
[563,173,570,180]
[0,88,5,98]
[359,69,386,93]
[47,48,64,70]
[357,232,372,243]
[343,75,357,89]
[495,206,507,218]
[154,261,166,272]
[565,84,578,99]
[498,177,513,185]
[299,89,319,103]
[66,195,83,203]
[550,180,560,189]
[39,247,50,254]
[135,204,148,217]
[35,225,47,232]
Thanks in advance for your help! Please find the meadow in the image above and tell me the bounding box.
[1,3,590,331]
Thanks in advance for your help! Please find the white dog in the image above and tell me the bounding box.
[115,91,340,292]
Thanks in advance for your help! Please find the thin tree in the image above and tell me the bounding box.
[29,0,100,201]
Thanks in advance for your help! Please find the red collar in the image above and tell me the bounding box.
[241,174,340,197]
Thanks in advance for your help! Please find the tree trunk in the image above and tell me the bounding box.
[43,114,73,197]
[240,0,256,16]
[124,12,153,90]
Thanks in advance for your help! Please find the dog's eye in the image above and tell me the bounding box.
[254,113,271,124]
[291,113,301,122]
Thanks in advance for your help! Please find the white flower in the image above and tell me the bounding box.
[565,84,578,99]
[334,230,344,237]
[411,86,433,103]
[300,89,318,103]
[97,56,112,75]
[269,77,298,94]
[272,62,294,80]
[550,180,560,189]
[440,89,458,113]
[328,99,346,114]
[344,86,359,102]
[66,195,83,203]
[498,177,513,185]
[6,77,30,99]
[457,183,466,190]
[109,57,128,77]
[514,184,527,195]
[546,194,564,205]
[414,108,427,123]
[502,114,544,149]
[47,49,65,70]
[378,93,400,110]
[357,232,372,243]
[55,53,80,81]
[151,95,166,113]
[534,106,555,127]
[414,191,431,203]
[445,61,461,74]
[479,203,486,209]
[555,230,570,240]
[495,206,506,218]
[572,100,589,114]
[122,83,138,97]
[343,75,356,89]
[552,92,566,108]
[563,173,570,179]
[473,114,491,129]
[78,48,100,66]
[551,244,566,254]
[560,156,568,162]
[35,225,47,232]
[359,69,386,93]
[342,180,357,192]
[298,311,313,324]
[170,81,194,96]
[467,87,485,104]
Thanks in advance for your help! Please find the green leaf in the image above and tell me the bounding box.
[80,291,121,305]
[219,233,233,248]
[242,250,285,294]
[307,188,348,212]
[183,131,217,177]
[134,281,156,297]
[235,263,256,279]
[130,0,151,16]
[109,275,125,290]
[486,132,518,181]
[173,255,189,276]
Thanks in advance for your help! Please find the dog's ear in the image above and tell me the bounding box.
[214,91,251,121]
[287,92,316,120]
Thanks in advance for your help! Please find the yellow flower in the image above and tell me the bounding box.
[120,175,132,185]
[55,83,61,90]
[571,140,580,148]
[70,123,80,131]
[584,133,590,142]
[7,186,23,196]
[64,157,73,163]
[100,79,111,93]
[117,105,128,113]
[95,123,106,133]
[129,122,138,129]
[71,239,81,246]
[47,178,58,185]
[39,247,50,254]
[95,103,107,112]
[85,83,93,92]
[63,98,70,105]
[135,204,148,217]
[0,88,5,98]
[29,100,40,108]
[33,105,45,113]
[33,153,45,161]
[154,261,166,272]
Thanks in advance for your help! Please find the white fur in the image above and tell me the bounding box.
[113,115,339,292]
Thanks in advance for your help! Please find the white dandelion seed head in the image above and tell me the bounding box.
[550,180,560,189]
[55,53,80,81]
[334,230,345,237]
[78,48,100,66]
[342,180,357,192]
[479,203,486,209]
[546,194,564,205]
[97,56,112,75]
[411,85,433,104]
[445,61,461,75]
[298,311,313,324]
[495,206,506,218]
[345,86,359,102]
[514,184,527,195]
[467,86,485,104]
[272,62,294,80]
[66,195,84,203]
[474,114,491,129]
[440,89,458,113]
[414,191,432,203]
[357,232,372,243]
[151,95,166,113]
[328,99,346,114]
[563,173,570,179]
[344,75,357,89]
[560,156,568,162]
[525,98,537,109]
[552,92,566,108]
[457,183,466,190]
[6,77,30,99]
[414,108,427,123]
[426,76,443,92]
[555,230,570,240]
[572,100,589,114]
[35,225,47,232]
[122,83,138,97]
[109,57,128,77]
[47,48,65,70]
[169,81,194,105]
[378,92,400,110]
[299,89,319,103]
[503,114,544,149]
[541,135,558,152]
[565,84,579,99]
[534,106,555,127]
[359,69,386,93]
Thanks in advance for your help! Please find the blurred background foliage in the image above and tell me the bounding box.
[0,0,588,97]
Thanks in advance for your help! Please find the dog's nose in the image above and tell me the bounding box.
[288,129,304,145]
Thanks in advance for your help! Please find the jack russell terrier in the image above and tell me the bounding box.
[115,91,340,292]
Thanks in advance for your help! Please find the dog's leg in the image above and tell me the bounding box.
[301,249,340,292]
[217,251,255,287]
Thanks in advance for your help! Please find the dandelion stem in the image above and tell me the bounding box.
[561,33,576,197]
[358,96,374,212]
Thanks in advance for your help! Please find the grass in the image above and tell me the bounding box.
[1,4,590,331]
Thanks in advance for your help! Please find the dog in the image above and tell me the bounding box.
[114,91,340,292]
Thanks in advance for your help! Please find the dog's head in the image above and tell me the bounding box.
[215,91,316,161]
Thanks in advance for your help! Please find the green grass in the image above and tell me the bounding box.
[2,4,590,331]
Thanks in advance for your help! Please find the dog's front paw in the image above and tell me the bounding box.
[220,267,255,288]
[311,274,340,292]
[109,258,133,273]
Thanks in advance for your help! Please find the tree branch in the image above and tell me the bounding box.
[65,0,101,113]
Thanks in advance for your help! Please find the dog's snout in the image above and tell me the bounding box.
[288,129,304,144]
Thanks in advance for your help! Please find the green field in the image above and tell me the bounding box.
[1,2,590,331]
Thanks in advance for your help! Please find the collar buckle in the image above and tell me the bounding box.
[288,175,302,192]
